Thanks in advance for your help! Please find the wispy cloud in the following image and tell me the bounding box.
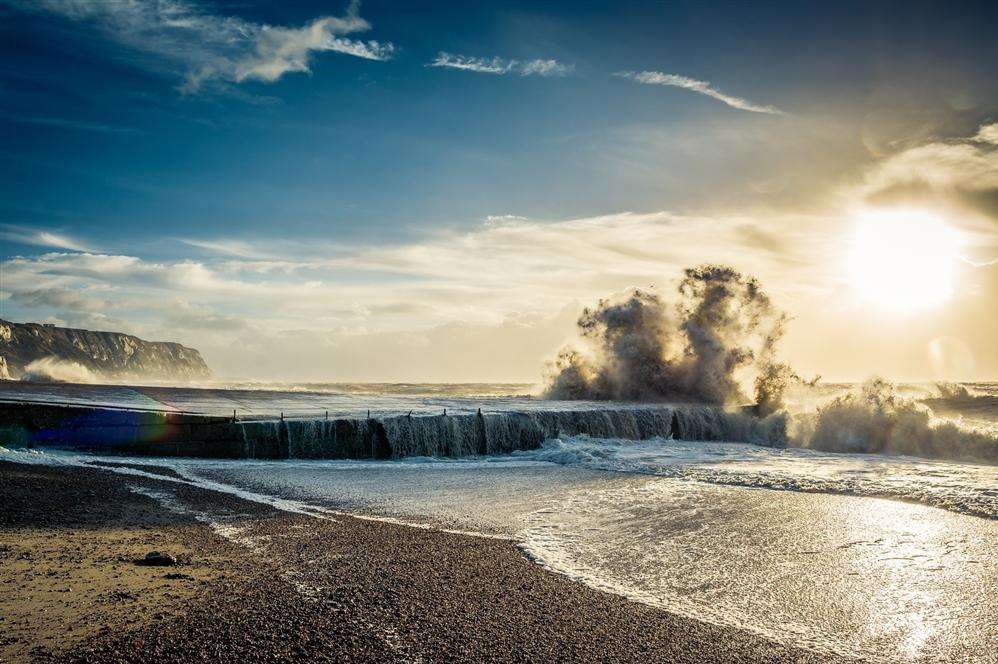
[0,113,139,134]
[615,70,784,115]
[180,238,269,259]
[428,52,573,77]
[15,0,394,92]
[0,225,92,252]
[961,256,998,268]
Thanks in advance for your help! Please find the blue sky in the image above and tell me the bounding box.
[1,1,997,381]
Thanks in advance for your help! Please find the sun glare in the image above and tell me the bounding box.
[845,209,964,312]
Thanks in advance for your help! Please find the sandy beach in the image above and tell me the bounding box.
[0,459,853,663]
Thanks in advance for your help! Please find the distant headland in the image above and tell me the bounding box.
[0,319,210,383]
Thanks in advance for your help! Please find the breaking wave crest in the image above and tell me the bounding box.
[921,383,998,421]
[791,379,998,463]
[543,265,805,415]
[22,357,99,384]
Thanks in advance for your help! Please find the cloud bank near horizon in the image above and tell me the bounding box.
[0,209,826,379]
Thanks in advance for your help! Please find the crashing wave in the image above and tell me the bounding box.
[543,265,806,416]
[21,357,99,384]
[791,379,998,463]
[539,265,993,464]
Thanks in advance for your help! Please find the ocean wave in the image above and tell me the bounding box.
[21,357,100,383]
[511,435,998,519]
[790,379,998,463]
[920,391,998,421]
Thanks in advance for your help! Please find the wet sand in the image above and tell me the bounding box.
[0,460,854,663]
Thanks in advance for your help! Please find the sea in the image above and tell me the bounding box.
[2,380,997,663]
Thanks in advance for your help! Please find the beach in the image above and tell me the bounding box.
[0,460,849,663]
[5,2,998,661]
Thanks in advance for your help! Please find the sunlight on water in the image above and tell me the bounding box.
[521,481,997,663]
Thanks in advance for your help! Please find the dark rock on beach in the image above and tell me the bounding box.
[138,551,177,567]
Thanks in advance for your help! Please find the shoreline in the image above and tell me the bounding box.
[1,459,854,663]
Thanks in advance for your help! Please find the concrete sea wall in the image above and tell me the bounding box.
[0,400,786,460]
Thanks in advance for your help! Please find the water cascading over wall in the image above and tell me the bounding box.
[233,405,788,460]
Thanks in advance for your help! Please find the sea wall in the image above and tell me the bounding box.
[0,402,254,458]
[0,401,786,459]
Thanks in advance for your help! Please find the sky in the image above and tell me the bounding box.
[1,0,997,383]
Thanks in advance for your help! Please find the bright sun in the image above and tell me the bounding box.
[845,208,964,312]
